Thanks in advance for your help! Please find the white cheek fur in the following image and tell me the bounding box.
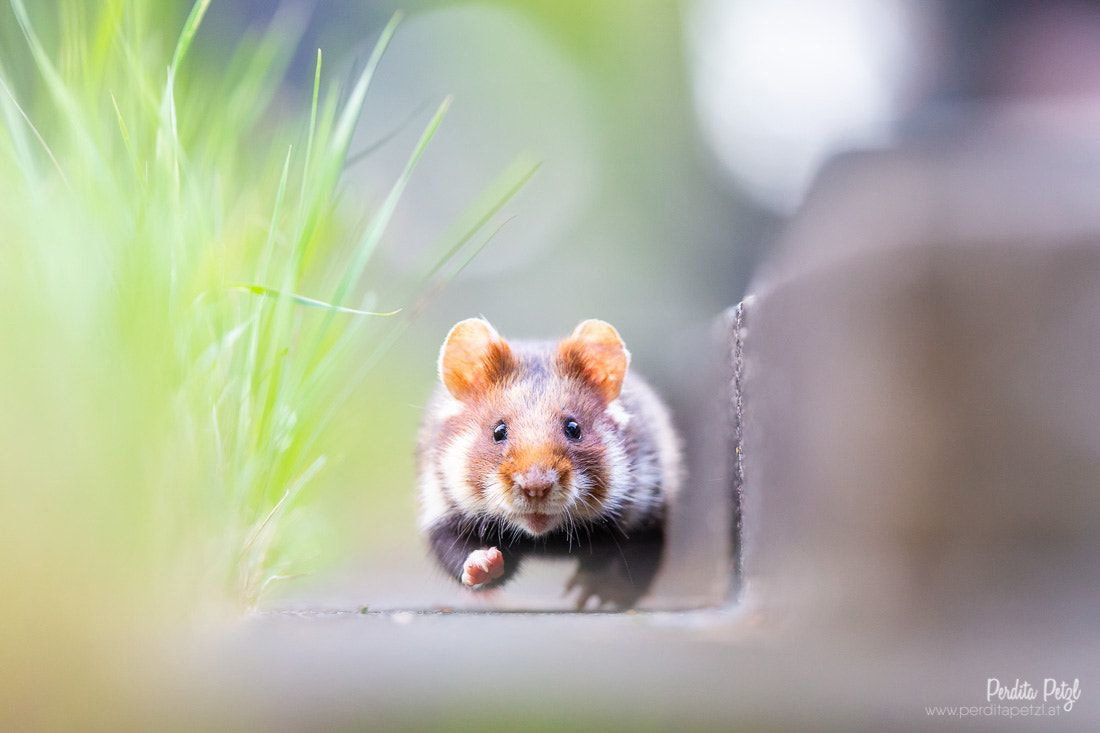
[568,471,601,519]
[597,424,631,509]
[440,428,478,509]
[417,469,451,530]
[482,473,509,513]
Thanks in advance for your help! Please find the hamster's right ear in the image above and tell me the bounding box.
[438,318,515,401]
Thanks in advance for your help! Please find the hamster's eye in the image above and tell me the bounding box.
[563,418,581,441]
[493,422,508,443]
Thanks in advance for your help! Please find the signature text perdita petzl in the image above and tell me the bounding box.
[987,678,1081,712]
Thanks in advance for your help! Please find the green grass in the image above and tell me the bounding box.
[0,0,536,612]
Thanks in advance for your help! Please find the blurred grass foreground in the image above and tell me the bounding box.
[0,0,529,716]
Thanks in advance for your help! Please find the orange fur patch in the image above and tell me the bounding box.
[498,445,573,497]
[440,318,516,401]
[556,320,630,403]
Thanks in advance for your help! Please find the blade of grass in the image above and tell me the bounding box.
[236,146,294,485]
[158,0,212,186]
[240,454,327,559]
[0,71,70,189]
[296,49,322,224]
[419,155,540,284]
[170,0,212,73]
[327,95,451,312]
[344,99,434,169]
[109,91,138,177]
[90,0,126,74]
[329,11,401,162]
[232,284,400,316]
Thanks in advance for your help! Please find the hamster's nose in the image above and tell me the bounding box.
[513,468,559,499]
[522,480,553,499]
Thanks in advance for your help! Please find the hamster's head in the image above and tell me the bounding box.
[435,318,631,537]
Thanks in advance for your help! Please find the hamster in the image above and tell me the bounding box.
[416,318,682,608]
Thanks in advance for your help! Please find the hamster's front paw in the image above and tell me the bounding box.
[462,547,504,587]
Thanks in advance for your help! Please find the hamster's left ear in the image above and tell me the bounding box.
[557,319,631,402]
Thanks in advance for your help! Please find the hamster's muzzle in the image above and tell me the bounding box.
[512,467,559,499]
